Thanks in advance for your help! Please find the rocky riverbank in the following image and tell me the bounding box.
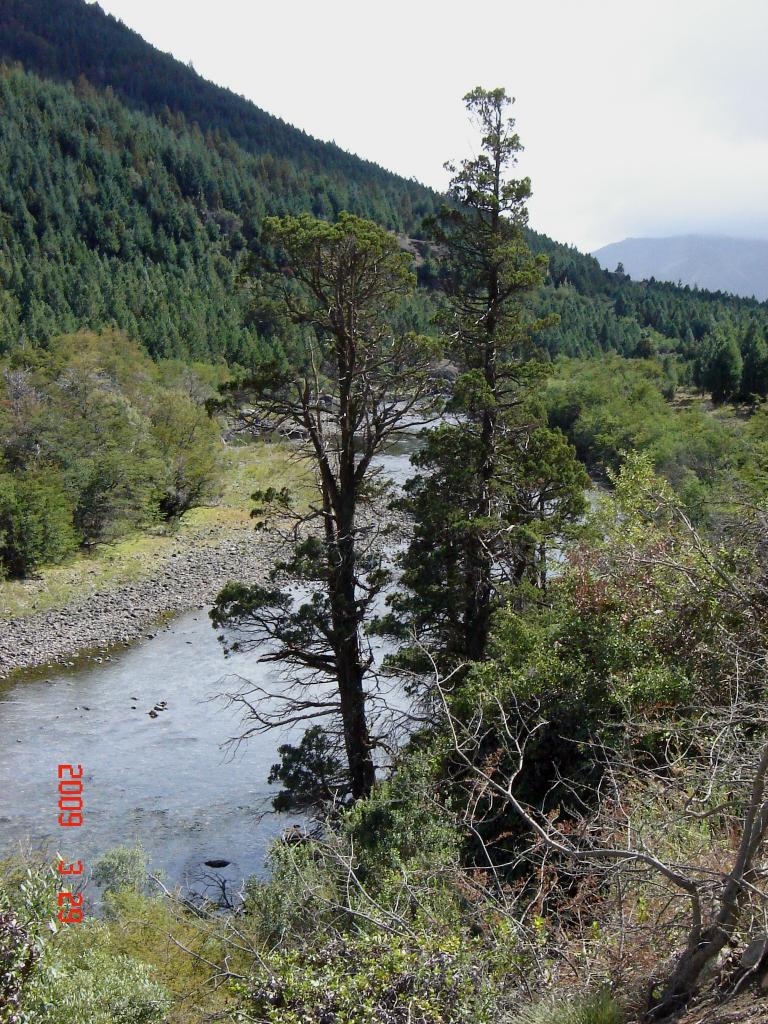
[0,500,411,681]
[0,524,279,680]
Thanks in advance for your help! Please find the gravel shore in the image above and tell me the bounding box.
[0,476,411,681]
[0,526,277,680]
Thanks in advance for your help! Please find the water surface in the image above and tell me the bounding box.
[0,429,425,890]
[0,610,301,889]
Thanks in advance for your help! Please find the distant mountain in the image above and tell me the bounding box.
[593,235,768,301]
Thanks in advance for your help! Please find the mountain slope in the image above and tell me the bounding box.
[0,0,765,367]
[0,0,439,232]
[0,60,763,365]
[0,63,443,362]
[593,235,768,301]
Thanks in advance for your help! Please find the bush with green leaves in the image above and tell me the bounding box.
[243,840,343,947]
[32,946,169,1024]
[0,471,79,578]
[149,390,222,519]
[92,845,149,899]
[0,902,39,1024]
[0,857,170,1024]
[241,933,497,1024]
[343,744,459,879]
[0,329,224,573]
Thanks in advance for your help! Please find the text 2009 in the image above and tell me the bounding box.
[57,764,84,924]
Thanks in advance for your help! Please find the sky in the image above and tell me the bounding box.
[94,0,768,253]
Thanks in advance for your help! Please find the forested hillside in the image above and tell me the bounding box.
[0,0,766,375]
[0,66,438,362]
[0,0,437,223]
[528,231,768,365]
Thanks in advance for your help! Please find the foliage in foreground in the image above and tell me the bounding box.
[243,934,494,1024]
[0,859,169,1024]
[512,990,624,1024]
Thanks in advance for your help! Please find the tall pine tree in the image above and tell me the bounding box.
[698,325,743,403]
[384,89,586,669]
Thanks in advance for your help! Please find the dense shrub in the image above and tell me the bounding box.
[33,947,169,1024]
[243,933,496,1024]
[0,857,170,1024]
[541,355,744,499]
[0,329,223,574]
[92,846,148,899]
[149,392,222,519]
[0,471,78,577]
[0,902,38,1024]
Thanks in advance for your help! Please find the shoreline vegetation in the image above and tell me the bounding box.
[0,348,759,685]
[0,441,309,679]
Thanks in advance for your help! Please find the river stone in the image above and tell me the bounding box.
[0,476,409,682]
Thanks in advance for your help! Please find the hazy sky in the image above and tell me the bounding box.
[95,0,768,252]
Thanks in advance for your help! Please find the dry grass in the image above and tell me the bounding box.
[670,387,753,423]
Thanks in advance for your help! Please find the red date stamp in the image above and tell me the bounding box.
[56,763,84,924]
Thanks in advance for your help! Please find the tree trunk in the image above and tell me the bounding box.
[463,246,499,661]
[329,488,376,800]
[337,650,376,800]
[464,529,493,661]
[647,925,730,1020]
[648,742,768,1019]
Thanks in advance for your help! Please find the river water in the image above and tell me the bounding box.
[0,430,424,892]
[0,426,597,892]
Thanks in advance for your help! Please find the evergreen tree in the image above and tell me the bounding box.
[739,319,768,399]
[212,213,439,803]
[697,325,743,403]
[385,89,586,668]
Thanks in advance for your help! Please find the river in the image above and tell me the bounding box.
[0,429,425,893]
[0,426,598,893]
